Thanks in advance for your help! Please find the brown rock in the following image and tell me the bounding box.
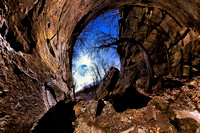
[0,0,200,132]
[95,66,119,100]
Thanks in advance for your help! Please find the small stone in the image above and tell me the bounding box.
[189,80,197,88]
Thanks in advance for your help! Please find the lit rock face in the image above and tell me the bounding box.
[115,6,200,94]
[95,67,119,100]
[0,0,200,132]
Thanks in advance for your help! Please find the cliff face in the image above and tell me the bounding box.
[0,0,200,132]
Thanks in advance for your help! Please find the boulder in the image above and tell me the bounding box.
[95,67,119,100]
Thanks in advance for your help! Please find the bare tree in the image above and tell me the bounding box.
[72,10,153,93]
[72,10,120,82]
[73,10,120,59]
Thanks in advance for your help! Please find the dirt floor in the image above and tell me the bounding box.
[73,76,200,133]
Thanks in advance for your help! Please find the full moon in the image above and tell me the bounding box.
[78,64,89,77]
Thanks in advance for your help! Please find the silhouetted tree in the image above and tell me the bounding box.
[72,10,154,92]
[72,10,120,87]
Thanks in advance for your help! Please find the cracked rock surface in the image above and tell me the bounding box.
[0,0,200,132]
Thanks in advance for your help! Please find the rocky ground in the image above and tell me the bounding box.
[73,76,200,133]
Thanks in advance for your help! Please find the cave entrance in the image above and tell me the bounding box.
[72,10,121,97]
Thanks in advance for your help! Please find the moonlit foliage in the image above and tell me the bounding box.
[72,10,120,92]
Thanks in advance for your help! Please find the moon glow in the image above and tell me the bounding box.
[78,64,89,77]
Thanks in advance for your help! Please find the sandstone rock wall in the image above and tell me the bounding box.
[0,0,200,131]
[115,6,199,94]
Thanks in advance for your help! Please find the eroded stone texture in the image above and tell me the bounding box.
[0,36,52,132]
[0,0,200,132]
[4,0,200,83]
[115,6,199,95]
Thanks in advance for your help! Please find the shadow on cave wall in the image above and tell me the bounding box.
[33,101,76,133]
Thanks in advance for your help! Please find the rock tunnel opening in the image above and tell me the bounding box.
[72,10,121,96]
[25,4,200,132]
[71,7,158,102]
[1,0,200,132]
[69,6,159,120]
[70,5,199,132]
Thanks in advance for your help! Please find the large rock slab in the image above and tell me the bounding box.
[95,67,119,100]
